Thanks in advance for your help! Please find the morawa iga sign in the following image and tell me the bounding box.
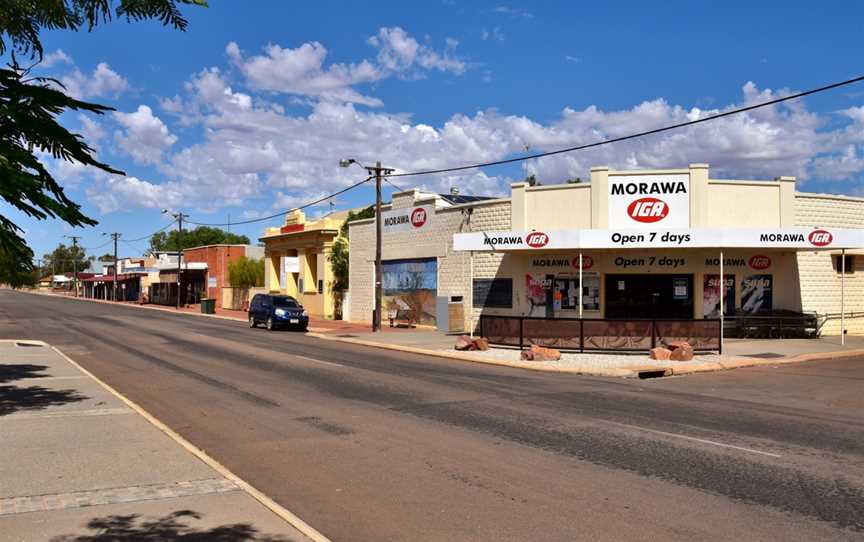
[608,174,690,229]
[453,227,864,251]
[381,205,433,233]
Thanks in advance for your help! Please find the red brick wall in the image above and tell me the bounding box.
[182,246,248,307]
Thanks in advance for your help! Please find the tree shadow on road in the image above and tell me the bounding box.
[50,510,295,541]
[0,384,86,416]
[0,364,50,384]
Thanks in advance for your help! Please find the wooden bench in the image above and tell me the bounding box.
[389,309,417,328]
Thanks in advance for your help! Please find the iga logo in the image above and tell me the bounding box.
[571,255,594,270]
[748,255,771,270]
[410,208,427,228]
[627,197,668,223]
[808,229,832,247]
[526,232,549,248]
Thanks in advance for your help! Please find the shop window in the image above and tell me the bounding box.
[552,275,599,311]
[473,278,512,308]
[834,254,855,274]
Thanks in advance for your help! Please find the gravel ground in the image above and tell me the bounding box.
[458,347,755,369]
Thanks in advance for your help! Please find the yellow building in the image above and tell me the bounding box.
[260,209,355,319]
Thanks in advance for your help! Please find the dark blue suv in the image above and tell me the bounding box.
[248,294,309,331]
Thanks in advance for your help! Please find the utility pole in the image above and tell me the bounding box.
[108,233,120,302]
[339,159,394,332]
[64,235,81,297]
[163,211,189,309]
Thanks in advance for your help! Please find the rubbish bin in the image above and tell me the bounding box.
[201,298,216,314]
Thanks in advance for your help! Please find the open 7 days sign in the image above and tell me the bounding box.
[608,174,690,229]
[381,204,433,233]
[452,227,864,251]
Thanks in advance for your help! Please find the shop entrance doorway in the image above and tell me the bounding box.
[605,274,694,319]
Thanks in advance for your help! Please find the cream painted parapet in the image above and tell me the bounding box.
[265,250,280,292]
[510,182,527,230]
[589,166,608,228]
[777,176,796,226]
[689,163,709,227]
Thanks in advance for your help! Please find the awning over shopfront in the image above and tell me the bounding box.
[454,227,864,251]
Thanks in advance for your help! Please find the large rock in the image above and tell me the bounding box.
[454,335,475,351]
[650,347,672,360]
[665,340,691,351]
[528,344,561,361]
[473,337,490,351]
[520,349,534,361]
[670,344,694,361]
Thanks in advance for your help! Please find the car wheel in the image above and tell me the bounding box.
[299,325,308,332]
[266,317,274,331]
[249,315,256,328]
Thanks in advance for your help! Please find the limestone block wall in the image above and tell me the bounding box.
[347,196,511,330]
[795,193,864,335]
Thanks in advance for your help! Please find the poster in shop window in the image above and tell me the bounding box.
[703,275,735,317]
[741,274,772,314]
[525,274,550,317]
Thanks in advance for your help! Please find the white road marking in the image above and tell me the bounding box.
[293,355,345,368]
[603,419,783,458]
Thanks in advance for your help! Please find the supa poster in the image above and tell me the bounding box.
[741,274,772,314]
[703,275,735,317]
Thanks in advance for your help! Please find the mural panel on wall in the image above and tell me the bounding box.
[382,258,438,325]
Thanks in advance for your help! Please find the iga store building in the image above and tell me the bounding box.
[347,164,864,339]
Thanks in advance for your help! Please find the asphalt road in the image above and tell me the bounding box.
[3,290,864,541]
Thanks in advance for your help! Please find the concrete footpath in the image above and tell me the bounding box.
[0,340,324,542]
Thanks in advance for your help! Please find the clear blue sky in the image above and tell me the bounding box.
[8,1,864,261]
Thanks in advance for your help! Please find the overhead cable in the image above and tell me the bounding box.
[186,176,373,227]
[389,74,864,178]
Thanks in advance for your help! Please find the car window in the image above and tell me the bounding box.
[273,297,298,308]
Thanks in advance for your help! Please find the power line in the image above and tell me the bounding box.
[382,176,406,192]
[186,176,373,227]
[80,239,113,252]
[122,219,178,242]
[389,73,864,178]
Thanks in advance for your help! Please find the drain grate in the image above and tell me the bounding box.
[745,352,785,359]
[336,334,358,338]
[15,342,43,348]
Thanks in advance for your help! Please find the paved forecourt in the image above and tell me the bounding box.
[0,340,316,542]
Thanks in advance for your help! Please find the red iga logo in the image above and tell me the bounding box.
[526,232,549,248]
[627,197,668,223]
[748,255,771,270]
[808,229,832,247]
[410,208,427,228]
[571,255,594,270]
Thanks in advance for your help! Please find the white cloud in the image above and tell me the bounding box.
[371,27,466,75]
[78,114,106,146]
[227,41,382,106]
[226,27,466,107]
[493,5,534,18]
[112,105,177,165]
[86,176,183,213]
[61,62,129,99]
[87,57,864,216]
[481,27,505,42]
[41,49,73,68]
